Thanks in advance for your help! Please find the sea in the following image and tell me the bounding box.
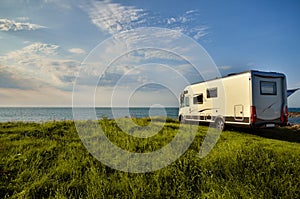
[0,107,179,122]
[288,108,300,124]
[0,107,299,124]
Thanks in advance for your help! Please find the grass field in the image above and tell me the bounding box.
[1,118,300,198]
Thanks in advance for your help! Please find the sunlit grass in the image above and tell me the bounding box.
[0,119,300,198]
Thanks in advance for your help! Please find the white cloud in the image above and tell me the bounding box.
[192,26,209,40]
[0,18,45,31]
[81,0,146,35]
[0,42,80,90]
[185,10,198,15]
[68,48,86,54]
[22,42,59,55]
[167,17,177,24]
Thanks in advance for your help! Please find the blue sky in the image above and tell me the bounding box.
[0,0,299,107]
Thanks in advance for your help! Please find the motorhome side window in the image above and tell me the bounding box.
[193,94,203,104]
[180,94,184,107]
[185,97,190,107]
[207,88,218,98]
[260,81,277,95]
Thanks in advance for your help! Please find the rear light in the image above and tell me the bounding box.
[250,106,257,123]
[281,105,288,124]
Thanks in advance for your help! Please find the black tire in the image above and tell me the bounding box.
[179,115,185,124]
[215,118,225,131]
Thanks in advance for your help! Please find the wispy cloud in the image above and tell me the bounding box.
[191,26,209,40]
[163,9,209,40]
[78,1,210,90]
[80,0,147,35]
[68,48,86,54]
[0,18,45,31]
[80,0,208,40]
[21,42,59,55]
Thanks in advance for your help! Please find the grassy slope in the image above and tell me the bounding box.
[0,118,299,198]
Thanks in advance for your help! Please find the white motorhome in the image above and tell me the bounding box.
[178,70,288,129]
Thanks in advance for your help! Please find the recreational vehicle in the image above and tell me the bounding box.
[178,70,288,130]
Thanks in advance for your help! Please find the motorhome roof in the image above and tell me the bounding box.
[191,70,285,85]
[227,70,285,77]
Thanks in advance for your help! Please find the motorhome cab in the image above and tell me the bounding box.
[178,70,288,130]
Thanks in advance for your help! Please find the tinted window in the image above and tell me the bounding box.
[260,81,277,95]
[180,94,184,107]
[193,94,203,104]
[207,88,217,98]
[185,97,190,107]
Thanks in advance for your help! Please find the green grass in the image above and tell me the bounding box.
[0,118,300,198]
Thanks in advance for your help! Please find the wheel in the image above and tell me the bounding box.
[215,118,225,131]
[179,115,185,124]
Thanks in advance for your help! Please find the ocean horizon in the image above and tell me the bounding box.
[0,107,299,124]
[0,107,179,122]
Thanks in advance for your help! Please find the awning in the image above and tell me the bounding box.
[287,88,299,97]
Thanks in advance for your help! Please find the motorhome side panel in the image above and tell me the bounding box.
[179,72,252,126]
[222,72,252,125]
